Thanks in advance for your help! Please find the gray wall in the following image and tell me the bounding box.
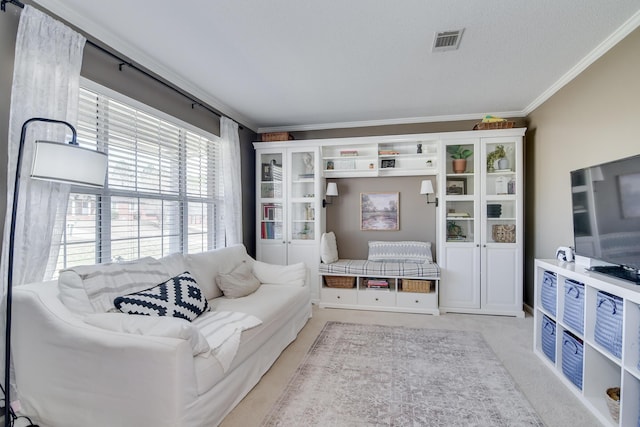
[0,3,257,257]
[326,176,437,260]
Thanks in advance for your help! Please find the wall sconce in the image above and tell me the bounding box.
[323,182,338,207]
[420,179,438,207]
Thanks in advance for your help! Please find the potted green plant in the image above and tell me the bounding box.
[447,145,473,173]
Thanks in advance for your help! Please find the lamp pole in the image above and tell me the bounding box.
[3,118,76,427]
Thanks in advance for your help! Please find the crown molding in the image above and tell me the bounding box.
[524,9,640,115]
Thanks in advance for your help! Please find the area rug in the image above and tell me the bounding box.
[261,321,544,427]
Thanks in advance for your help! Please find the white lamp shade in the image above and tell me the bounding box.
[420,180,434,195]
[31,140,108,188]
[326,182,338,197]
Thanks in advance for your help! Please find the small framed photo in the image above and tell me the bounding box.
[446,177,467,195]
[381,159,396,169]
[261,163,272,181]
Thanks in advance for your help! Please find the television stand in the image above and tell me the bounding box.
[589,265,640,285]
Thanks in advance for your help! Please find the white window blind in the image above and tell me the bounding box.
[48,81,224,277]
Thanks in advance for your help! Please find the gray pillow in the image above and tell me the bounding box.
[216,260,261,298]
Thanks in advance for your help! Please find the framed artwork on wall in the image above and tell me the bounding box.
[360,192,399,231]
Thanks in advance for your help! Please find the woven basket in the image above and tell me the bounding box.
[473,121,515,130]
[401,279,432,293]
[324,276,355,288]
[261,132,294,142]
[605,387,620,423]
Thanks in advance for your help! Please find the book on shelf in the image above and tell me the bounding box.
[378,150,400,155]
[447,212,470,218]
[367,279,389,288]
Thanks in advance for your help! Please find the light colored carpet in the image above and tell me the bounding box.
[261,321,544,427]
[221,307,601,427]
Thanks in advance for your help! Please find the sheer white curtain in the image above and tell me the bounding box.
[1,6,86,294]
[220,116,243,245]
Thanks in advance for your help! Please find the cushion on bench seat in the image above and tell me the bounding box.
[319,259,439,278]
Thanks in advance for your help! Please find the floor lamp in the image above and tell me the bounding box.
[2,118,108,427]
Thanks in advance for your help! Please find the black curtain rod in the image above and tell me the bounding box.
[1,0,245,131]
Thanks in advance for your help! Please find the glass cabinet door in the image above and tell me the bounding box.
[289,150,317,241]
[482,140,518,245]
[259,152,284,241]
[444,140,478,244]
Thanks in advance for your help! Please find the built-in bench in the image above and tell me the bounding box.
[318,238,440,315]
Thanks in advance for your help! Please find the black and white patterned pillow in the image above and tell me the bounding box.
[114,271,209,322]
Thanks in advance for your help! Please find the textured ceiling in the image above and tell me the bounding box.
[33,0,640,131]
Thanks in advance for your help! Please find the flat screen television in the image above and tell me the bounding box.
[570,154,640,284]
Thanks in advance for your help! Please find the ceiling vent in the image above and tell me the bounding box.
[432,29,464,52]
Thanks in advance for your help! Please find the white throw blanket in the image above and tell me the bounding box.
[193,311,262,372]
[64,257,169,313]
[84,311,262,373]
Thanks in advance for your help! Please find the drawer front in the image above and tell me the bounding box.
[358,290,395,307]
[397,292,438,310]
[321,288,357,305]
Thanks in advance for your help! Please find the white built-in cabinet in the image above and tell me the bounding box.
[438,132,525,317]
[254,128,526,314]
[254,145,322,301]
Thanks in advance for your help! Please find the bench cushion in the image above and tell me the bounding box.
[319,259,439,278]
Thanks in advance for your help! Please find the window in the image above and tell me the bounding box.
[48,80,224,277]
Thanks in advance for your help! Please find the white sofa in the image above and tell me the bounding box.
[11,244,311,427]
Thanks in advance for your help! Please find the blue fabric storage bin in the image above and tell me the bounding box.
[562,279,584,334]
[541,315,556,363]
[594,291,623,359]
[562,331,584,390]
[541,270,557,316]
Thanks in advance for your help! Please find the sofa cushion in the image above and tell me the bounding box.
[58,270,95,314]
[158,252,188,277]
[185,244,252,300]
[114,271,209,321]
[61,257,170,313]
[320,232,339,264]
[367,241,433,263]
[216,261,261,298]
[253,261,306,286]
[83,313,211,356]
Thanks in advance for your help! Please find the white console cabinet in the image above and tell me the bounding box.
[534,259,640,426]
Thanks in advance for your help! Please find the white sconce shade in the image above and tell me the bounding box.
[323,182,338,207]
[326,182,339,197]
[420,179,438,207]
[420,180,434,195]
[31,140,108,188]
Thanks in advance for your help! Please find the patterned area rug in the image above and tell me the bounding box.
[262,321,544,427]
